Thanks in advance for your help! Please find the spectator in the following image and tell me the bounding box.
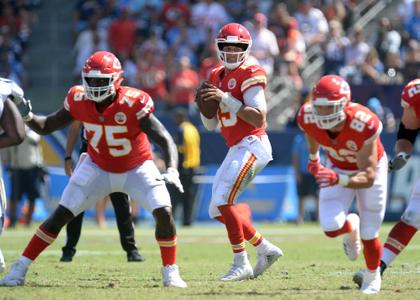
[6,126,44,228]
[135,48,168,104]
[160,0,190,30]
[73,14,108,83]
[191,0,230,46]
[383,52,404,84]
[108,6,137,57]
[360,48,385,84]
[403,39,420,81]
[292,132,319,224]
[366,97,396,133]
[340,26,369,84]
[168,56,199,111]
[198,45,222,81]
[323,20,349,75]
[168,108,200,226]
[248,12,279,78]
[294,0,328,48]
[373,17,401,63]
[269,3,305,67]
[405,0,420,41]
[166,18,199,66]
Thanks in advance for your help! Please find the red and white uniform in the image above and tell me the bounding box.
[207,64,273,218]
[401,78,420,118]
[61,85,171,215]
[400,79,420,229]
[208,64,267,147]
[297,101,388,239]
[297,102,385,170]
[65,85,153,173]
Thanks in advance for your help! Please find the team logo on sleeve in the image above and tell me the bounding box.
[346,140,358,151]
[228,78,237,90]
[114,112,127,124]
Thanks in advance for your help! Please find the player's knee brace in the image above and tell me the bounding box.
[401,209,420,230]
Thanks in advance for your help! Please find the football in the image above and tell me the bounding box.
[195,82,219,119]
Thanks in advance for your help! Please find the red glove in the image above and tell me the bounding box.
[315,167,339,188]
[307,158,323,176]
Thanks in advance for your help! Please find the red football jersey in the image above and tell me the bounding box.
[64,85,154,173]
[401,78,420,118]
[297,102,385,170]
[208,64,267,147]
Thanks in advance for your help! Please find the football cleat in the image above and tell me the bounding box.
[253,246,283,278]
[127,250,145,262]
[220,261,253,281]
[352,269,364,288]
[0,260,28,286]
[60,247,76,262]
[343,213,361,261]
[0,248,5,273]
[360,268,381,294]
[162,264,187,288]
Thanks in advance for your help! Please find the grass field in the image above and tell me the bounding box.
[0,222,419,299]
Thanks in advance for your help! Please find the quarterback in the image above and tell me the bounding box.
[197,23,283,281]
[0,51,187,288]
[297,75,387,294]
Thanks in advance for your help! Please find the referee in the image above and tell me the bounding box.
[61,121,144,262]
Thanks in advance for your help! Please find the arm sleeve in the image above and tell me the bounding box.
[243,85,266,112]
[200,113,218,131]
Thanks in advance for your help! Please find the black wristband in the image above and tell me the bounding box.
[64,156,72,161]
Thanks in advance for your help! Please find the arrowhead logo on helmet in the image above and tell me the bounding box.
[82,51,124,103]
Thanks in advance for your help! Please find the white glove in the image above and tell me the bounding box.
[388,152,410,172]
[162,167,184,193]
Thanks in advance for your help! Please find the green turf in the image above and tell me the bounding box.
[0,223,419,299]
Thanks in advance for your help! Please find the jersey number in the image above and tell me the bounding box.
[84,123,132,157]
[219,104,238,127]
[350,110,372,132]
[324,146,357,163]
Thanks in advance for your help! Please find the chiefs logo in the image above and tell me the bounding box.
[346,140,358,151]
[114,112,127,124]
[228,78,236,90]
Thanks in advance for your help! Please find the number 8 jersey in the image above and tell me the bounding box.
[208,64,267,147]
[297,102,385,170]
[64,85,154,173]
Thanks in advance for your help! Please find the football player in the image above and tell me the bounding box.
[353,78,420,286]
[297,75,387,294]
[0,51,187,288]
[0,78,26,273]
[198,23,283,281]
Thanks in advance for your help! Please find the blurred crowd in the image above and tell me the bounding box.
[71,0,420,114]
[0,0,40,87]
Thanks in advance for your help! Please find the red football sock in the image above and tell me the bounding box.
[324,220,352,238]
[215,211,262,246]
[362,238,382,271]
[218,205,246,253]
[384,221,418,255]
[22,225,57,261]
[157,236,177,266]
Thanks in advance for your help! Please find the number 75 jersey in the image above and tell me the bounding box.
[297,102,385,170]
[64,85,154,173]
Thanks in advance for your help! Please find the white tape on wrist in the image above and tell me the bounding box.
[22,111,33,122]
[338,174,350,187]
[309,153,320,161]
[221,93,242,113]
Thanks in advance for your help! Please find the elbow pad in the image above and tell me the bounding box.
[397,122,418,145]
